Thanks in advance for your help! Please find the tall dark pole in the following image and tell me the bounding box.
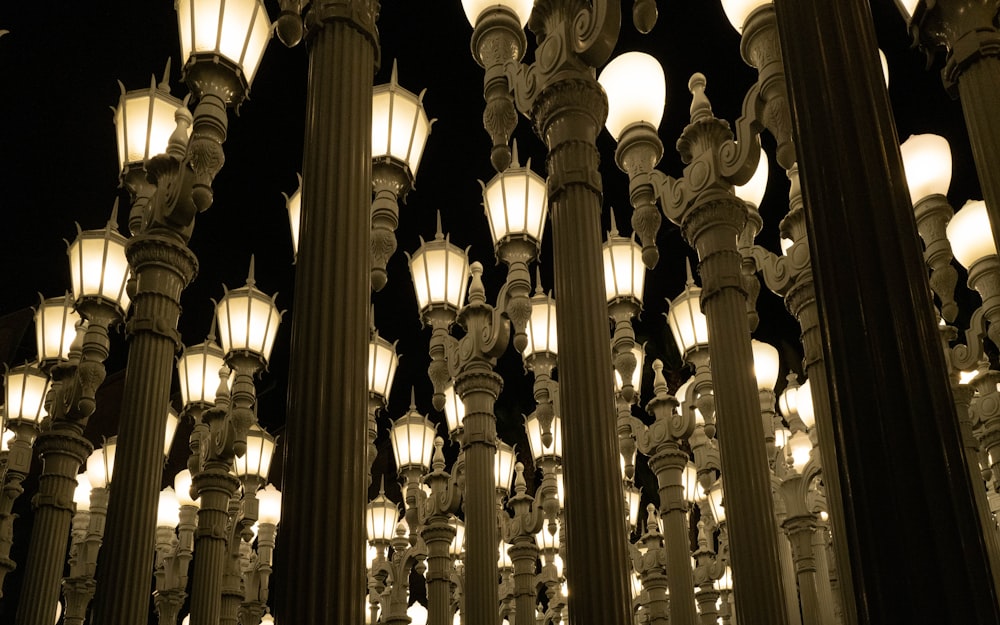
[773,0,1000,621]
[274,2,377,623]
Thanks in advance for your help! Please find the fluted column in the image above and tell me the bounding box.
[422,520,456,625]
[812,522,835,625]
[773,0,1000,621]
[14,426,93,625]
[530,75,633,625]
[647,445,698,625]
[92,231,197,625]
[189,465,239,625]
[275,3,377,624]
[785,513,821,625]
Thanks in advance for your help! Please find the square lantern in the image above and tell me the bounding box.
[176,0,271,91]
[372,62,431,179]
[67,212,131,316]
[523,289,558,360]
[215,260,282,364]
[667,275,709,357]
[34,294,81,364]
[482,152,548,250]
[390,404,437,473]
[4,363,51,427]
[236,424,276,483]
[368,330,399,403]
[603,229,645,304]
[366,491,400,544]
[408,221,470,317]
[115,76,184,173]
[178,339,227,408]
[495,441,516,492]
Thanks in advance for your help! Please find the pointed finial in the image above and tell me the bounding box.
[651,359,667,396]
[688,73,713,123]
[534,267,545,296]
[684,257,695,286]
[468,261,486,306]
[513,462,526,495]
[167,96,193,160]
[107,198,121,232]
[511,139,521,169]
[390,59,399,86]
[206,315,218,343]
[434,210,445,241]
[214,365,232,406]
[246,256,257,287]
[409,387,417,411]
[378,475,387,496]
[370,304,377,334]
[645,503,659,533]
[159,58,173,93]
[609,208,619,237]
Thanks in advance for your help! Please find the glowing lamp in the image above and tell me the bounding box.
[86,437,117,489]
[706,481,726,524]
[408,224,470,316]
[4,362,50,427]
[525,413,562,461]
[720,0,772,32]
[443,382,466,433]
[157,486,180,529]
[598,52,666,141]
[366,492,400,544]
[482,155,547,250]
[174,469,198,508]
[390,404,437,473]
[283,175,302,257]
[67,214,131,315]
[787,430,812,473]
[34,294,80,364]
[175,0,271,90]
[177,339,226,409]
[73,473,92,511]
[368,330,399,402]
[495,441,516,492]
[900,134,952,206]
[614,344,645,394]
[257,483,282,525]
[450,518,466,556]
[667,278,709,356]
[215,260,282,364]
[735,147,769,207]
[751,339,781,392]
[114,76,183,172]
[164,406,180,457]
[624,483,642,529]
[603,228,645,304]
[461,0,534,26]
[681,462,699,504]
[947,200,995,270]
[236,424,276,482]
[407,602,428,625]
[372,65,431,178]
[523,289,558,360]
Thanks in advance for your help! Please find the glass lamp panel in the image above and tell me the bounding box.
[624,484,641,528]
[67,228,131,312]
[409,238,470,312]
[535,522,560,551]
[523,294,558,360]
[681,462,699,504]
[498,541,514,569]
[720,0,772,32]
[174,469,198,507]
[257,483,282,525]
[4,364,50,426]
[115,88,180,171]
[735,147,769,207]
[177,340,226,408]
[237,425,275,480]
[216,289,281,361]
[368,334,398,400]
[796,379,816,430]
[603,235,645,303]
[157,487,180,528]
[947,200,995,269]
[706,481,726,524]
[177,0,270,86]
[750,339,780,392]
[35,296,80,363]
[86,439,117,489]
[390,411,436,471]
[366,494,399,542]
[2,429,14,451]
[614,344,645,393]
[598,52,666,141]
[900,134,952,206]
[73,473,92,511]
[164,406,180,457]
[371,85,431,176]
[495,441,516,491]
[787,431,812,472]
[483,166,548,246]
[525,413,562,461]
[461,0,534,26]
[286,183,301,256]
[715,566,734,591]
[443,382,465,433]
[450,518,466,556]
[774,427,792,450]
[667,285,708,355]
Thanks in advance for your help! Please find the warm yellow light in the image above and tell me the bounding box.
[368,331,399,401]
[774,427,792,449]
[73,473,92,511]
[895,0,919,20]
[67,217,131,314]
[523,290,558,360]
[443,381,466,433]
[284,175,302,257]
[86,437,117,489]
[407,602,428,625]
[461,0,534,26]
[787,430,812,472]
[603,230,645,303]
[720,0,772,32]
[366,491,399,544]
[751,339,780,392]
[4,362,50,427]
[176,0,271,86]
[157,486,180,529]
[164,406,180,458]
[34,294,80,363]
[114,78,183,172]
[257,483,282,525]
[495,441,516,492]
[215,264,282,363]
[482,159,548,248]
[796,379,815,430]
[236,424,276,482]
[900,134,952,206]
[947,200,996,269]
[536,522,561,552]
[735,147,769,207]
[624,483,642,528]
[177,339,226,408]
[450,518,466,556]
[390,404,437,472]
[614,344,645,394]
[681,462,699,504]
[174,469,198,508]
[525,413,563,461]
[498,541,514,569]
[598,52,666,141]
[667,280,709,356]
[408,228,470,315]
[706,481,726,524]
[372,66,431,177]
[715,565,733,591]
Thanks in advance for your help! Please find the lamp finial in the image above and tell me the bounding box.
[511,139,521,169]
[609,207,619,237]
[434,210,444,241]
[159,57,173,93]
[688,72,713,124]
[246,255,257,287]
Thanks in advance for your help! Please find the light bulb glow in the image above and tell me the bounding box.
[598,52,666,141]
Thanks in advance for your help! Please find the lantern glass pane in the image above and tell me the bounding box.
[35,298,80,362]
[286,186,301,255]
[178,342,226,407]
[625,485,641,528]
[443,382,465,432]
[495,443,516,491]
[368,338,398,400]
[682,462,699,504]
[598,52,666,140]
[735,147,769,207]
[68,234,131,311]
[788,431,812,472]
[157,487,181,528]
[750,339,780,392]
[409,244,469,312]
[524,298,557,359]
[4,367,50,425]
[535,522,560,551]
[603,237,644,302]
[525,413,562,461]
[797,379,816,430]
[257,483,282,525]
[461,0,534,26]
[483,168,548,245]
[450,518,466,555]
[366,495,399,542]
[164,407,180,457]
[667,290,708,355]
[117,91,178,170]
[900,134,952,205]
[217,292,280,361]
[390,415,435,471]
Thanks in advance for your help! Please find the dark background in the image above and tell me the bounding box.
[0,0,977,619]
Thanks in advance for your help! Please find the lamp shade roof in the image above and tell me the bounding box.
[461,0,534,26]
[408,216,470,316]
[176,0,271,87]
[482,148,548,249]
[372,63,432,178]
[215,258,282,364]
[4,362,50,427]
[598,51,666,141]
[900,134,952,206]
[34,294,80,364]
[114,73,184,172]
[947,200,995,270]
[720,0,772,32]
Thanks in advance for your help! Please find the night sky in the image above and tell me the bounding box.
[0,0,979,619]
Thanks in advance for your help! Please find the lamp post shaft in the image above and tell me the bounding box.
[532,76,633,625]
[422,521,456,625]
[189,465,240,625]
[92,231,197,625]
[275,6,376,623]
[773,0,1000,621]
[648,445,699,625]
[784,516,821,625]
[14,426,93,625]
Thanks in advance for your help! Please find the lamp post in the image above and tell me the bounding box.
[93,2,271,621]
[369,323,400,480]
[15,206,129,625]
[239,483,282,625]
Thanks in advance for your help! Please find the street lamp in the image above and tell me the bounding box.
[33,295,80,366]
